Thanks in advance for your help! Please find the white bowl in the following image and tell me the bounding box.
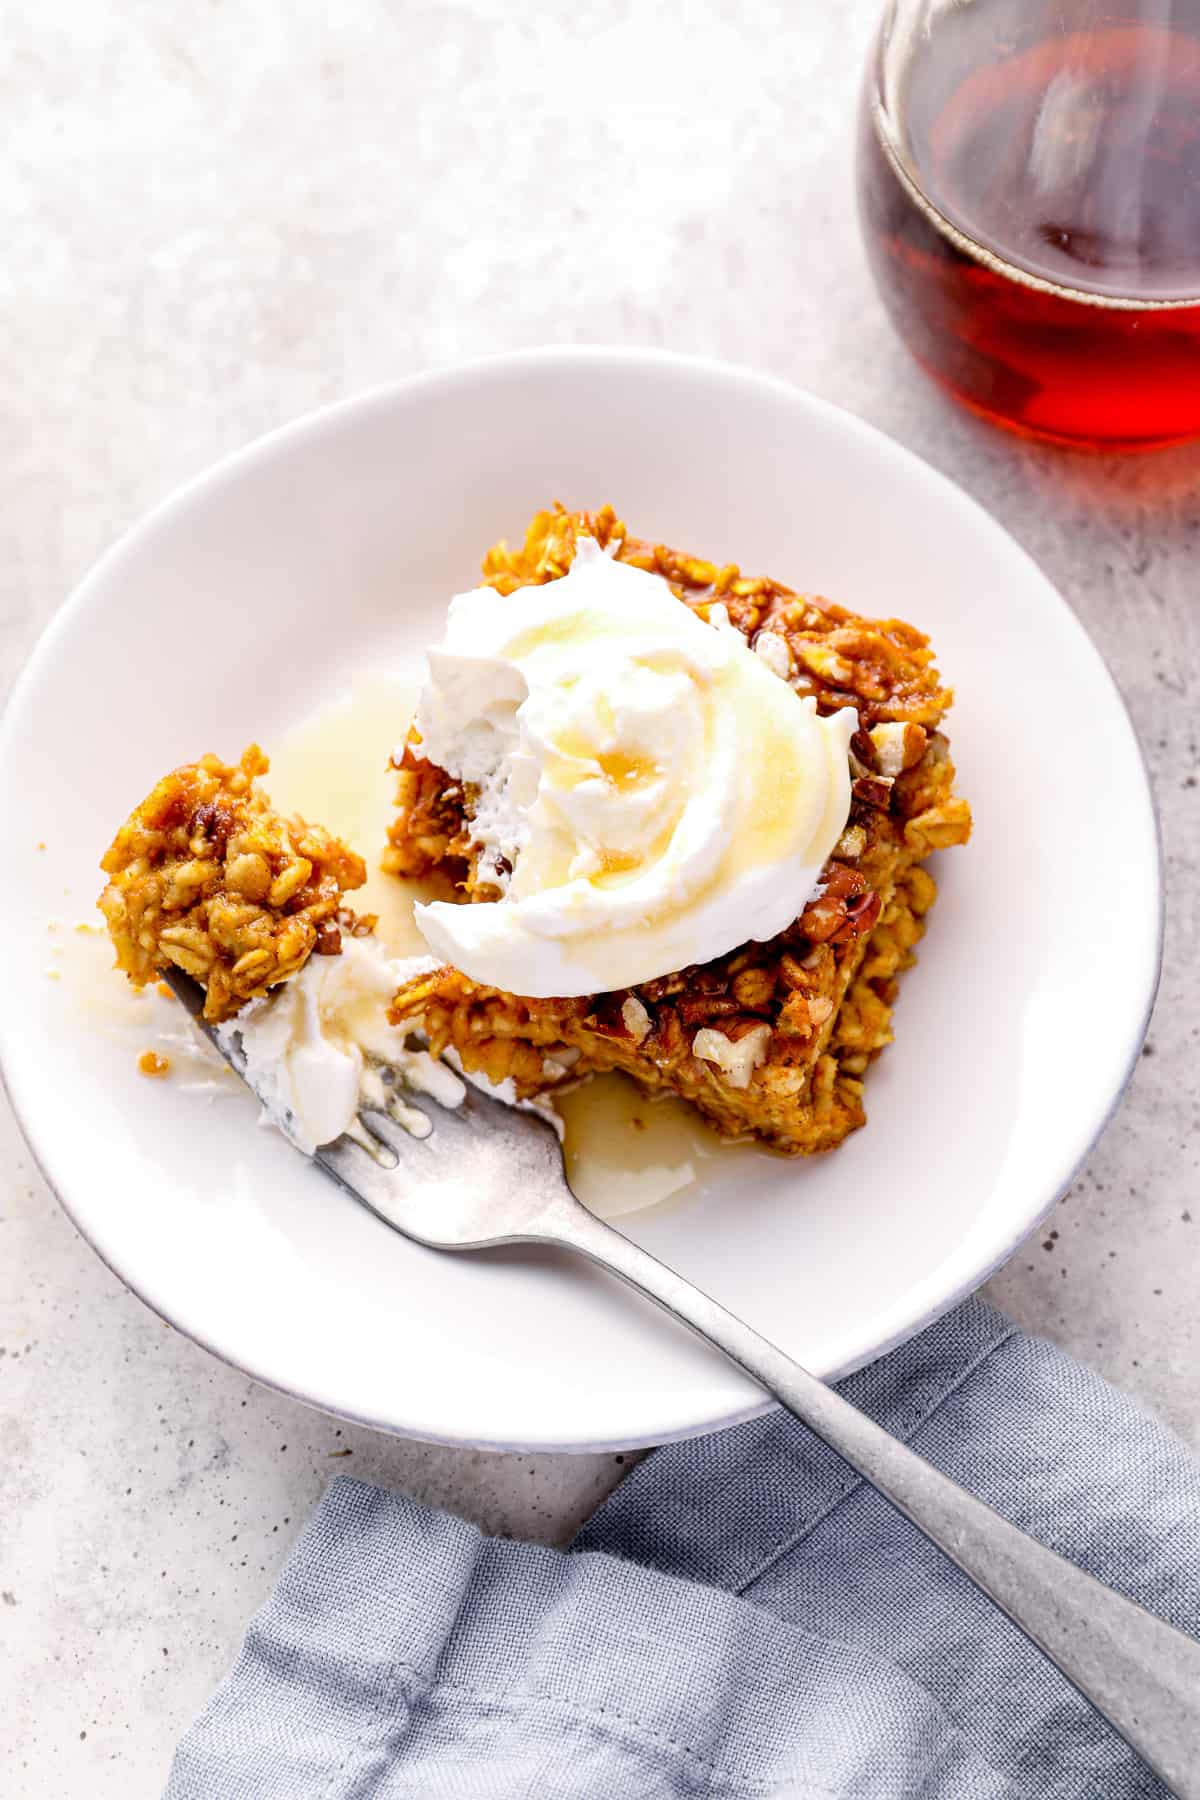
[0,349,1160,1450]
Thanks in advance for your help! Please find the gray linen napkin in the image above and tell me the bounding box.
[164,1298,1200,1797]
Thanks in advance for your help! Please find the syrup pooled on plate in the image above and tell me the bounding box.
[858,1,1200,447]
[266,676,430,960]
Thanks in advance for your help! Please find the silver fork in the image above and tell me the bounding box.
[168,967,1200,1796]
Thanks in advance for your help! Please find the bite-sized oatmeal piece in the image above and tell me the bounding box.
[99,746,367,1022]
[386,505,972,1156]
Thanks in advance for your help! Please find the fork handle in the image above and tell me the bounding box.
[547,1197,1200,1795]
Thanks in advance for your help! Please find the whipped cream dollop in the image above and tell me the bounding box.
[217,936,464,1154]
[412,539,856,997]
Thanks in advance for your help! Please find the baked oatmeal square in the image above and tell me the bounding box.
[386,506,970,1155]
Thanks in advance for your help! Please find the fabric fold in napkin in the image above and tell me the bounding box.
[165,1298,1200,1799]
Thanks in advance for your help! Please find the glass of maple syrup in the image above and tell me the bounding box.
[857,0,1200,449]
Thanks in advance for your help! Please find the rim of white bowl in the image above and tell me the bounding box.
[0,346,1163,1451]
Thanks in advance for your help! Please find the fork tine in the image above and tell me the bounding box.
[157,966,251,1077]
[353,1116,403,1166]
[315,1126,399,1188]
[358,1106,434,1155]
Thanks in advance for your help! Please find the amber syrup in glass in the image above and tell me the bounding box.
[857,5,1200,448]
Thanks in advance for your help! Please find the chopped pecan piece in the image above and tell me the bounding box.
[621,996,652,1043]
[869,721,926,777]
[677,995,740,1026]
[692,1022,772,1088]
[834,889,883,943]
[850,727,877,771]
[852,775,894,811]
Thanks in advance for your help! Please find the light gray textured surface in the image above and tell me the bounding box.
[1,3,1197,1796]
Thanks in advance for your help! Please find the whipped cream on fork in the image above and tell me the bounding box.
[217,936,463,1154]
